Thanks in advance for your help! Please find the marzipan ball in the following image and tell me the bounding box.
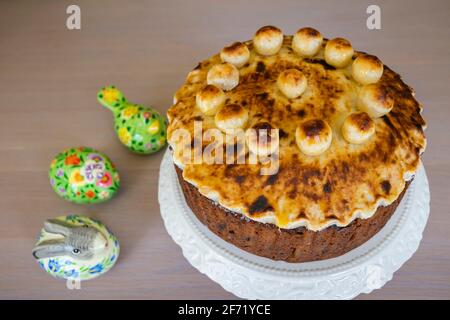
[352,54,384,85]
[292,27,323,57]
[215,104,249,132]
[358,84,394,118]
[207,63,240,91]
[324,38,354,68]
[220,42,250,68]
[277,69,308,99]
[295,119,333,156]
[342,112,375,144]
[196,85,226,116]
[253,26,284,56]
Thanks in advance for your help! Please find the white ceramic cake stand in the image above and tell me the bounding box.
[158,150,430,300]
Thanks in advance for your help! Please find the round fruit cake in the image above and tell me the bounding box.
[167,26,426,262]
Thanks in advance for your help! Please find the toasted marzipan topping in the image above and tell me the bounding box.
[220,42,250,68]
[342,112,375,144]
[292,27,323,57]
[207,62,239,91]
[186,69,201,84]
[358,84,394,118]
[325,37,354,68]
[253,26,284,56]
[246,121,279,156]
[277,69,308,99]
[215,104,248,132]
[167,33,426,231]
[196,85,226,116]
[295,119,332,156]
[352,54,384,85]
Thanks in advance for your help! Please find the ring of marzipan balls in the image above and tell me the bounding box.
[295,119,333,156]
[342,112,375,144]
[352,54,384,85]
[292,27,323,57]
[215,104,249,132]
[196,85,226,116]
[189,26,392,157]
[253,26,284,56]
[277,69,308,99]
[220,42,250,68]
[358,84,394,118]
[207,62,240,91]
[325,37,354,68]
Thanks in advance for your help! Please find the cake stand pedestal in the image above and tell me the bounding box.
[158,150,430,300]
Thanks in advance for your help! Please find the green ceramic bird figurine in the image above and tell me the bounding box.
[97,86,167,154]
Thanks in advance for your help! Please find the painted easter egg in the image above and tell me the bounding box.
[97,86,167,154]
[33,215,120,281]
[49,147,120,204]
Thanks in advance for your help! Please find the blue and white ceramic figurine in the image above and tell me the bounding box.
[32,215,119,281]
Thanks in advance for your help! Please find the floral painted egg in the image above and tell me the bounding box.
[49,147,120,204]
[33,215,120,281]
[97,85,167,154]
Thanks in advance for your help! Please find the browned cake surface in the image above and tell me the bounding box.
[176,165,410,262]
[168,35,426,231]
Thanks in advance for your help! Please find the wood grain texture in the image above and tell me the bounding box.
[0,0,449,299]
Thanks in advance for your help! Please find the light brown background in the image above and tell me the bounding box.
[1,0,449,299]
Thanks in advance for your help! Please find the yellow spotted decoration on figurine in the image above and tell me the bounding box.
[97,86,167,154]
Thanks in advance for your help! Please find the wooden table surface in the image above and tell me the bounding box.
[1,0,449,300]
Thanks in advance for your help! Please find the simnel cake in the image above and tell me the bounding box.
[167,26,426,262]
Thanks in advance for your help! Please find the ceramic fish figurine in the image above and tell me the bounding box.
[32,215,119,281]
[49,147,120,204]
[97,86,167,154]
